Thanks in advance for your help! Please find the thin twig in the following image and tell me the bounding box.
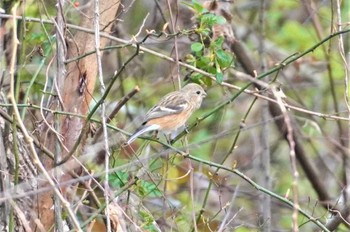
[94,0,111,231]
[336,0,350,210]
[40,54,66,150]
[258,0,271,230]
[10,200,32,232]
[165,0,181,88]
[272,86,299,232]
[93,85,140,142]
[130,12,149,40]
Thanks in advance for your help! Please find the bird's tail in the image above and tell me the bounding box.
[126,124,160,144]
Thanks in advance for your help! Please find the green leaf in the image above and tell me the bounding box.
[185,54,196,64]
[196,56,211,68]
[207,66,216,74]
[215,59,224,83]
[215,49,233,68]
[189,74,212,87]
[216,72,223,83]
[201,28,211,37]
[212,36,224,48]
[216,15,226,24]
[191,42,204,52]
[191,73,204,82]
[136,180,162,197]
[201,13,218,27]
[142,181,162,197]
[182,0,208,14]
[202,76,213,86]
[109,171,129,188]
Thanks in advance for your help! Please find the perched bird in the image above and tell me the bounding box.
[127,83,207,144]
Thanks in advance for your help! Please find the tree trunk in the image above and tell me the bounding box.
[36,1,120,230]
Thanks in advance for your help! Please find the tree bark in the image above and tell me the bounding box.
[37,1,120,230]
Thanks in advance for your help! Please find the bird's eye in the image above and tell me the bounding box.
[196,91,201,95]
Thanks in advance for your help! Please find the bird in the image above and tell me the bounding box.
[126,83,207,144]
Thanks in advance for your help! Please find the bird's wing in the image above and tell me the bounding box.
[146,93,189,120]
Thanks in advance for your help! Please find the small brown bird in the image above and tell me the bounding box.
[127,83,206,144]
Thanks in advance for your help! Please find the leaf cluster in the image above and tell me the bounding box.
[184,0,234,84]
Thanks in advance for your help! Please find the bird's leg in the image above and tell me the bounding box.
[153,130,159,140]
[165,134,172,144]
[184,124,190,134]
